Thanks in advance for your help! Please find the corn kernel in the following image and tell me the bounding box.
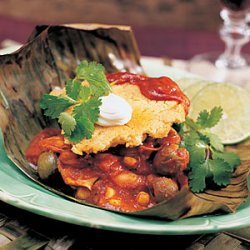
[109,199,121,207]
[105,187,116,199]
[75,187,91,200]
[136,191,150,206]
[123,156,138,168]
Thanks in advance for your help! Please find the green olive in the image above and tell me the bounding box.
[37,151,58,179]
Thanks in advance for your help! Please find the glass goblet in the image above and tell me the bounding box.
[188,0,250,87]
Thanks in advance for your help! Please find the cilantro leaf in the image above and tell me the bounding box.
[208,158,233,186]
[189,158,233,192]
[185,117,200,130]
[40,60,112,142]
[68,117,94,142]
[185,141,207,168]
[213,151,240,168]
[196,106,223,129]
[76,60,111,97]
[183,130,200,146]
[189,161,207,192]
[199,133,210,145]
[58,112,76,136]
[66,79,82,100]
[203,131,224,152]
[183,106,241,193]
[78,86,91,102]
[73,98,101,123]
[183,130,207,168]
[40,94,76,119]
[70,98,102,142]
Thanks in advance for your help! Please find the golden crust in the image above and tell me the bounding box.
[69,84,185,154]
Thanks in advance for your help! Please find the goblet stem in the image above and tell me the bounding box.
[216,8,250,69]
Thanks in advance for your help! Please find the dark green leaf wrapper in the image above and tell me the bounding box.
[0,24,248,220]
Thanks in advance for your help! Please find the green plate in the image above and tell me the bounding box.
[0,57,249,235]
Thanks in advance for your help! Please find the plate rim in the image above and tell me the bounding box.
[1,184,249,235]
[0,56,249,235]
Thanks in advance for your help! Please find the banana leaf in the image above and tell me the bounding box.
[0,24,249,220]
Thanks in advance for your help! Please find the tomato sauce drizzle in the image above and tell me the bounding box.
[106,72,190,114]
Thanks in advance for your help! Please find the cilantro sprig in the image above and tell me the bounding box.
[40,60,111,142]
[181,107,241,192]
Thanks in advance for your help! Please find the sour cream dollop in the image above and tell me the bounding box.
[96,93,132,126]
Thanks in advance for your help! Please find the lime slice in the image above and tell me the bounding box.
[184,81,212,100]
[189,83,250,144]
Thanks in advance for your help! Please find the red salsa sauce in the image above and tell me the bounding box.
[106,72,190,114]
[26,128,189,212]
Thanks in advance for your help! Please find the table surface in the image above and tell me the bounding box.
[0,15,250,250]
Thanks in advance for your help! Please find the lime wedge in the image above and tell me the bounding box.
[189,83,250,144]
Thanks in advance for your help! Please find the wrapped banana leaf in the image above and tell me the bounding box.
[132,162,249,220]
[0,24,249,220]
[0,24,143,180]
